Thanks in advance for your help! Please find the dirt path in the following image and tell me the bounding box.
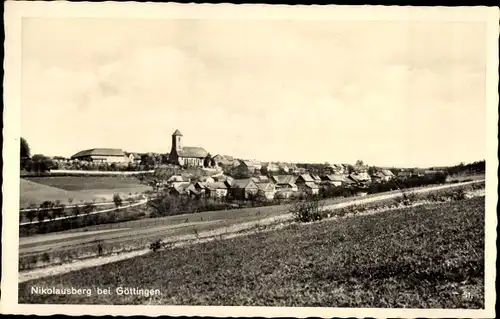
[18,180,484,283]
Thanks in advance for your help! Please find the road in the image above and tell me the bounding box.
[19,180,483,257]
[18,179,484,283]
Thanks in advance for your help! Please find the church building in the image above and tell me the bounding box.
[168,129,212,168]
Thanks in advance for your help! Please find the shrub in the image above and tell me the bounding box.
[26,210,36,223]
[41,252,51,264]
[149,239,163,252]
[290,198,323,223]
[113,193,123,208]
[401,191,418,206]
[28,255,38,268]
[82,202,95,214]
[72,205,81,218]
[451,188,469,201]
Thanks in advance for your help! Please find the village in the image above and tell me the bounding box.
[27,129,450,204]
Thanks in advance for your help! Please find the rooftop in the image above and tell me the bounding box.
[178,147,208,158]
[71,148,125,159]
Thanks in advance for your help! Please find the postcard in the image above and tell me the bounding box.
[2,2,498,318]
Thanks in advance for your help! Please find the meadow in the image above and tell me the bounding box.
[20,176,152,207]
[24,175,147,191]
[19,196,485,308]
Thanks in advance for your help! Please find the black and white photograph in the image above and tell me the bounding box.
[2,2,498,318]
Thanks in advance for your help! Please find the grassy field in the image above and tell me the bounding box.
[19,196,484,308]
[445,173,485,183]
[26,180,476,235]
[20,177,152,207]
[24,176,146,191]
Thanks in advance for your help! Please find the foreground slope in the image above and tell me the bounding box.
[19,197,484,308]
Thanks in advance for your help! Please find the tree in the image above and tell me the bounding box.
[36,209,46,224]
[72,205,81,219]
[26,209,36,224]
[204,153,212,168]
[141,154,156,168]
[346,164,355,174]
[368,166,377,175]
[113,194,123,208]
[355,160,364,166]
[20,137,31,159]
[83,202,95,215]
[52,204,65,219]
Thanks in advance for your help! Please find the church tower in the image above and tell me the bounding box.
[172,129,183,151]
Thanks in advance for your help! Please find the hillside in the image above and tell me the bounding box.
[19,196,484,308]
[20,179,98,206]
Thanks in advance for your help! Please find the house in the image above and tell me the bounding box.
[230,179,260,200]
[169,182,191,196]
[325,164,343,174]
[380,169,395,181]
[198,176,215,184]
[320,174,344,186]
[212,174,235,186]
[168,129,210,168]
[278,163,290,173]
[211,154,233,167]
[413,168,426,177]
[167,174,191,188]
[262,162,279,173]
[424,169,443,175]
[71,148,129,163]
[301,182,320,195]
[311,174,322,183]
[351,171,371,183]
[275,188,297,199]
[345,174,368,187]
[193,182,208,195]
[205,182,229,199]
[397,170,412,179]
[295,173,315,186]
[184,183,204,198]
[237,160,262,175]
[233,159,262,176]
[342,176,358,188]
[271,175,298,190]
[125,152,142,163]
[251,175,270,183]
[371,172,385,183]
[256,182,276,200]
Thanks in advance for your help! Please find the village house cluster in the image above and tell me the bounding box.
[48,129,444,201]
[160,162,399,200]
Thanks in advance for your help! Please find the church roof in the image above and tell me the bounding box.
[178,147,208,158]
[172,129,183,136]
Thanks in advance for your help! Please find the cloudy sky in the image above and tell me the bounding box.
[21,17,487,167]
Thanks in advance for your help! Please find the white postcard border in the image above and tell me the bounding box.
[2,2,498,318]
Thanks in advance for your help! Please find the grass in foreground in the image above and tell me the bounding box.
[19,197,484,308]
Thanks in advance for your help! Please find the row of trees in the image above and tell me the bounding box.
[446,161,485,175]
[20,194,129,236]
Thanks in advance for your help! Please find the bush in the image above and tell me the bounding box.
[290,198,323,223]
[113,194,123,208]
[451,188,469,201]
[147,193,172,217]
[149,239,163,252]
[41,252,51,264]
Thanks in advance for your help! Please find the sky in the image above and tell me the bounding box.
[21,17,487,167]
